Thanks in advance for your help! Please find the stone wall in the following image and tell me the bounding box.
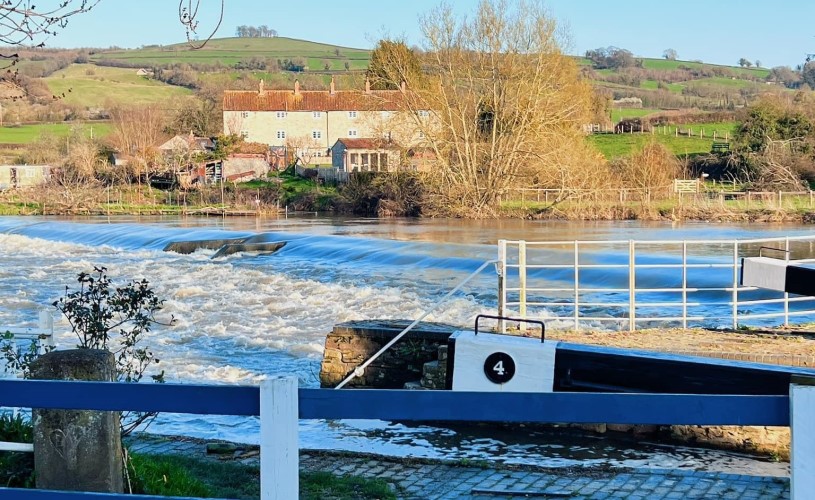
[319,320,457,388]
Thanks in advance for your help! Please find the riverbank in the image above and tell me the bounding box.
[125,433,790,499]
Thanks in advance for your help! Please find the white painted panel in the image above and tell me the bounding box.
[451,331,557,392]
[742,257,788,292]
[791,384,815,500]
[260,376,299,500]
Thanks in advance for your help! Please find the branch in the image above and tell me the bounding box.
[178,0,224,49]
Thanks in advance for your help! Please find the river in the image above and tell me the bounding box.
[1,215,812,477]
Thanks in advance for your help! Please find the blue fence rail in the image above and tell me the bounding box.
[0,378,807,500]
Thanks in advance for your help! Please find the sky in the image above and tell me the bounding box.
[18,0,815,69]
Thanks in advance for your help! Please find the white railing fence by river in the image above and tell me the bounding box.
[497,236,815,332]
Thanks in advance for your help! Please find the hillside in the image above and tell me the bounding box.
[91,37,371,72]
[44,64,192,106]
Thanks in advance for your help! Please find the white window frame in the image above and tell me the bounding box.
[240,131,249,139]
[313,111,322,119]
[348,111,358,119]
[312,130,322,140]
[25,168,36,178]
[418,110,430,118]
[241,111,249,119]
[276,111,287,119]
[348,129,358,137]
[277,130,286,139]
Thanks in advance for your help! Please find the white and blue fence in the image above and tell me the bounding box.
[1,377,814,500]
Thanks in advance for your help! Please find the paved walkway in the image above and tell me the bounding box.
[125,434,790,499]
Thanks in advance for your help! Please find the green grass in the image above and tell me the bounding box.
[610,108,661,122]
[588,133,717,158]
[683,77,760,89]
[44,64,192,106]
[640,80,684,93]
[640,57,770,78]
[92,37,372,72]
[0,123,111,144]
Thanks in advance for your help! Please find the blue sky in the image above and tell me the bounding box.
[31,0,815,68]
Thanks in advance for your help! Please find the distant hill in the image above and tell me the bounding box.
[91,36,372,72]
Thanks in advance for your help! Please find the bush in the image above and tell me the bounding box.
[0,414,34,487]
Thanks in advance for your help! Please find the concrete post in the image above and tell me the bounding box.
[30,349,123,493]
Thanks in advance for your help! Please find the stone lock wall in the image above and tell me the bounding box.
[319,320,457,389]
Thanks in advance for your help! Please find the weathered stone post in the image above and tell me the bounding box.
[30,349,123,493]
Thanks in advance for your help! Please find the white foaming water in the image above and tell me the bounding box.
[0,216,807,475]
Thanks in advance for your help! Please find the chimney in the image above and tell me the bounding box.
[330,76,336,95]
[294,79,300,95]
[258,79,264,94]
[365,77,371,94]
[400,80,406,93]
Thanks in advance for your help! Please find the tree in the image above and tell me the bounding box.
[107,104,166,191]
[803,62,815,89]
[372,0,599,216]
[367,39,423,91]
[755,60,762,68]
[663,48,677,61]
[585,46,635,69]
[738,58,752,68]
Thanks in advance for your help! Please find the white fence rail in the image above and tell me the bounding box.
[0,310,55,453]
[497,236,815,332]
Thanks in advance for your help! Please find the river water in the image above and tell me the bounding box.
[1,215,811,477]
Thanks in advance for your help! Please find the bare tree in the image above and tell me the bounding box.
[663,48,677,61]
[372,0,600,216]
[107,104,167,193]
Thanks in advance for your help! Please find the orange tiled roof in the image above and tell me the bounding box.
[223,89,404,112]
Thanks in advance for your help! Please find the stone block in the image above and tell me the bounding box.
[30,349,123,493]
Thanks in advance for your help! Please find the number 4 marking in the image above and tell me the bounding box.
[493,360,505,375]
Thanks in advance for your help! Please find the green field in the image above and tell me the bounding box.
[640,57,770,79]
[589,132,719,159]
[640,80,684,92]
[610,108,661,122]
[91,37,371,72]
[44,64,192,106]
[0,123,112,144]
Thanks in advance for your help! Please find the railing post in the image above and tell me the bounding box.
[574,241,580,331]
[498,240,507,333]
[785,237,791,327]
[37,310,54,354]
[519,241,527,331]
[682,241,688,329]
[732,241,739,330]
[629,240,636,332]
[791,382,815,500]
[261,376,299,500]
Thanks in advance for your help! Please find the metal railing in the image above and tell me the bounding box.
[0,310,55,453]
[497,235,815,332]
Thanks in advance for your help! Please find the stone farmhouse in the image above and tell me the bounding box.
[223,78,430,172]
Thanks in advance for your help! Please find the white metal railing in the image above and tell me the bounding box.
[0,310,55,453]
[335,259,499,389]
[497,236,815,332]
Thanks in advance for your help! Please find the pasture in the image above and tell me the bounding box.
[588,131,720,158]
[92,37,371,72]
[0,123,111,144]
[43,64,193,107]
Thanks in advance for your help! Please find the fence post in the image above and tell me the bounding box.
[574,241,580,331]
[37,310,54,353]
[682,241,688,330]
[785,237,791,327]
[732,241,739,330]
[497,240,507,333]
[629,240,636,332]
[519,241,527,331]
[260,376,299,500]
[791,383,815,500]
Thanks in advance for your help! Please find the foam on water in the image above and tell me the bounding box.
[0,216,808,474]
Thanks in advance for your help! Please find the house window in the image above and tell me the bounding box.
[348,111,357,119]
[241,111,249,118]
[277,130,286,139]
[312,130,322,139]
[418,110,430,118]
[348,129,358,137]
[25,168,36,178]
[313,111,322,119]
[276,111,287,119]
[240,131,249,139]
[350,153,359,166]
[315,150,323,157]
